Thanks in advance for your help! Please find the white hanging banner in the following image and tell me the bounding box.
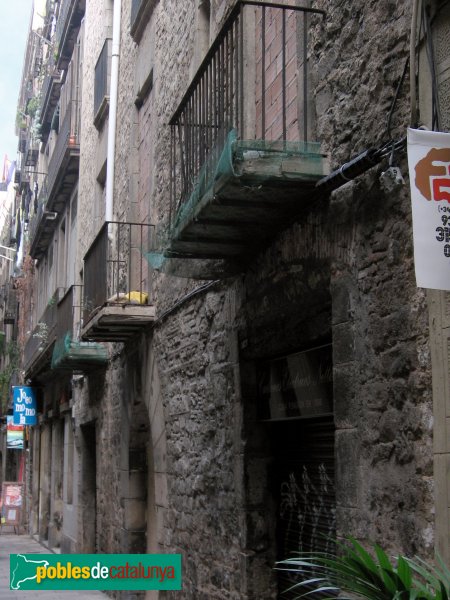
[407,128,450,290]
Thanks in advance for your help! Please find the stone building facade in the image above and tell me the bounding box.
[13,0,450,599]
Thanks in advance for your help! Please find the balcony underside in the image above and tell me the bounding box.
[24,341,55,382]
[57,0,86,71]
[166,143,327,267]
[30,148,79,260]
[51,335,108,372]
[40,77,62,143]
[81,304,156,342]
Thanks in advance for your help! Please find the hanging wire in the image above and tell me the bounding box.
[421,1,442,130]
[386,56,410,142]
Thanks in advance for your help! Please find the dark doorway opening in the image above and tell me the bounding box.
[272,415,335,599]
[80,422,97,553]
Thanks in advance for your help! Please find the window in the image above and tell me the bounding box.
[94,38,112,130]
[130,0,158,43]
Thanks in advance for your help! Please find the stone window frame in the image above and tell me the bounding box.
[130,0,159,44]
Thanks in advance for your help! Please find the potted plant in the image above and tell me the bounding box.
[277,537,450,599]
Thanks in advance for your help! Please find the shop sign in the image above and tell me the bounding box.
[6,416,24,449]
[258,344,333,420]
[13,386,37,426]
[1,481,23,526]
[407,128,450,290]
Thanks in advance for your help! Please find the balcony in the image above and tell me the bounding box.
[55,0,85,71]
[23,288,63,380]
[39,54,63,143]
[18,131,27,154]
[29,102,80,260]
[81,222,156,342]
[51,285,108,372]
[3,283,18,325]
[165,1,327,273]
[25,143,39,168]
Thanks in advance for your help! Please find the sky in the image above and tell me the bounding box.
[0,1,33,165]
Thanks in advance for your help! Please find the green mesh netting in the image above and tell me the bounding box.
[144,130,325,273]
[51,332,108,370]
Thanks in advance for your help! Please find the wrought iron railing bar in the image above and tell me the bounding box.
[229,23,234,128]
[218,38,224,149]
[176,121,186,204]
[169,1,323,126]
[139,224,143,297]
[186,100,190,196]
[234,18,239,134]
[190,93,194,181]
[190,94,195,191]
[202,74,206,167]
[303,11,308,143]
[241,0,325,17]
[239,10,244,139]
[170,128,174,228]
[169,2,242,125]
[208,61,213,163]
[199,84,203,173]
[282,9,287,142]
[261,6,266,140]
[116,223,121,299]
[213,51,218,154]
[127,224,131,296]
[191,91,198,180]
[195,82,199,174]
[203,64,207,163]
[224,31,229,131]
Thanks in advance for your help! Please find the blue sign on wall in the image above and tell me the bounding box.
[13,386,37,426]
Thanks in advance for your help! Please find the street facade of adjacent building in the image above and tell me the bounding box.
[1,0,450,599]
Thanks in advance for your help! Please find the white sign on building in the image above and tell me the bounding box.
[407,128,450,290]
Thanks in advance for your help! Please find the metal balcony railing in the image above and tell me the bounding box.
[169,0,325,227]
[28,182,48,249]
[18,131,27,154]
[55,0,85,70]
[56,285,75,340]
[3,284,18,325]
[83,222,155,325]
[39,52,62,142]
[23,288,63,373]
[48,102,79,203]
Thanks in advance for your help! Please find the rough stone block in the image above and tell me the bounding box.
[335,429,360,508]
[333,322,355,365]
[124,498,147,531]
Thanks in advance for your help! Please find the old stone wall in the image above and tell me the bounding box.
[309,0,434,555]
[72,0,435,598]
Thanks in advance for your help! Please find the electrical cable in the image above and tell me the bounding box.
[315,136,406,195]
[422,2,442,130]
[155,280,220,326]
[386,57,410,141]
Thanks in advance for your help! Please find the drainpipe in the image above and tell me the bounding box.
[105,0,122,222]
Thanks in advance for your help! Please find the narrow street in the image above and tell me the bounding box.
[0,532,108,599]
